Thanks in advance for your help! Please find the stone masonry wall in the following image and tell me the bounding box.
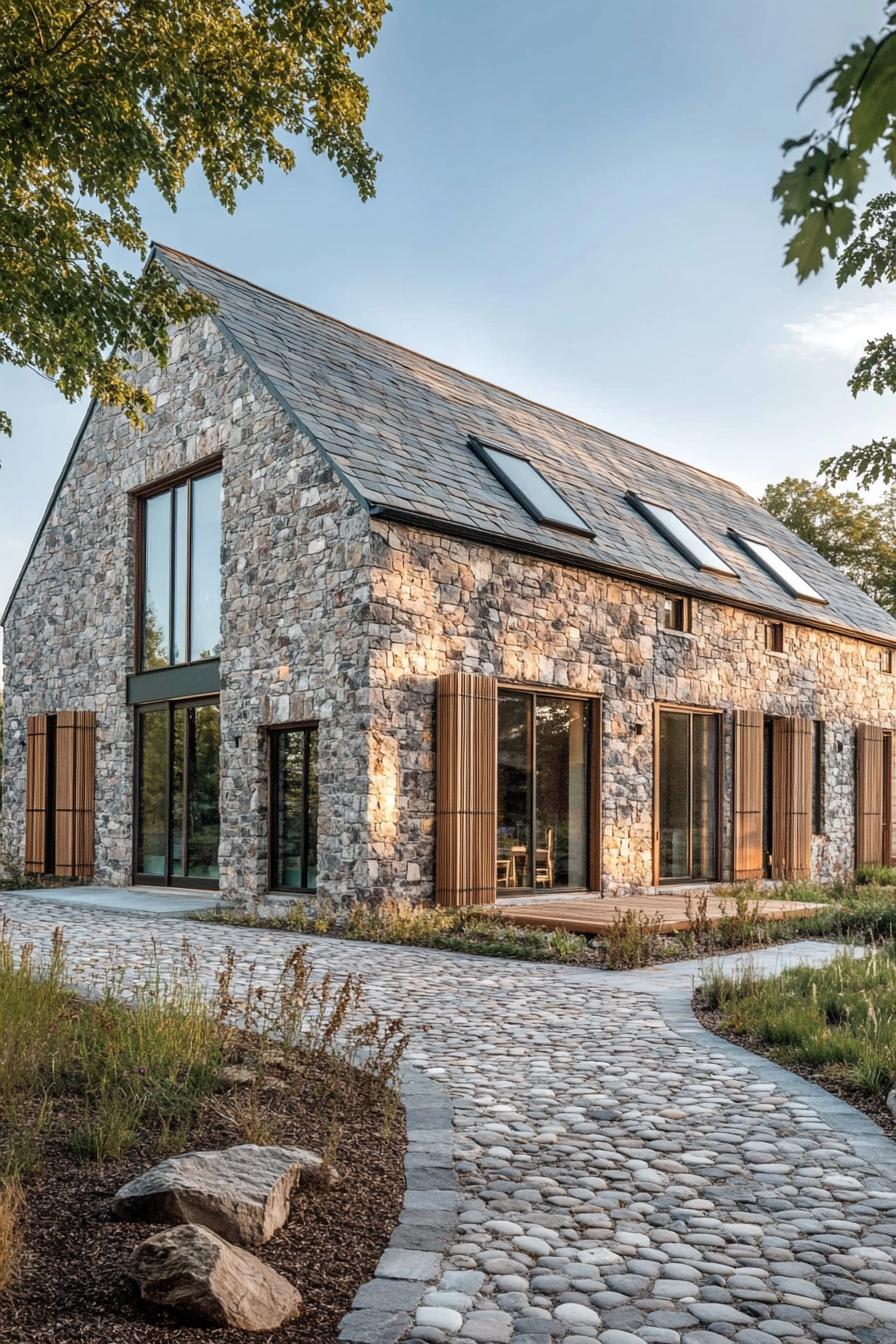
[1,315,373,906]
[367,519,896,902]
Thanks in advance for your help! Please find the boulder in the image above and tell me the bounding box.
[129,1223,302,1330]
[887,1087,896,1117]
[112,1143,339,1246]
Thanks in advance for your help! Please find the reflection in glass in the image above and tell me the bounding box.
[135,700,220,886]
[658,712,690,880]
[172,485,188,664]
[190,471,222,661]
[187,703,221,879]
[142,493,171,669]
[273,727,319,890]
[497,694,531,889]
[136,709,167,875]
[691,713,719,880]
[497,692,590,891]
[536,698,587,887]
[658,710,719,882]
[140,469,221,668]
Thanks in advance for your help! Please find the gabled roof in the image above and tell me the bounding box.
[153,246,896,643]
[5,243,896,645]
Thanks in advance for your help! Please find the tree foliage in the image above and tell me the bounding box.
[761,476,896,615]
[0,0,388,435]
[775,4,896,487]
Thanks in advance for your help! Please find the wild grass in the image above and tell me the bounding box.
[701,944,896,1101]
[601,908,666,969]
[0,920,407,1298]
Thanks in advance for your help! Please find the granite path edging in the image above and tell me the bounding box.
[337,1059,458,1344]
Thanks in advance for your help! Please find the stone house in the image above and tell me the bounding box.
[3,245,896,910]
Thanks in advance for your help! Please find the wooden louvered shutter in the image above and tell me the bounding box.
[436,673,497,907]
[54,710,96,879]
[770,717,812,880]
[25,714,49,874]
[733,709,764,880]
[856,722,885,868]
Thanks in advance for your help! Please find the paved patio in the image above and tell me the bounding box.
[2,893,896,1344]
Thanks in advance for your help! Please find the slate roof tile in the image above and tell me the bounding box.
[155,245,896,643]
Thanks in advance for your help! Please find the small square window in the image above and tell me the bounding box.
[765,622,784,653]
[662,595,690,632]
[882,648,894,674]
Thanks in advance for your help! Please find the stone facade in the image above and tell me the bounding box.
[2,316,375,906]
[366,522,896,902]
[4,313,896,907]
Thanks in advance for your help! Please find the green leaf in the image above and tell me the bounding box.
[784,204,855,280]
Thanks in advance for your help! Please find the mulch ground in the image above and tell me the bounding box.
[693,990,896,1142]
[1,1059,406,1343]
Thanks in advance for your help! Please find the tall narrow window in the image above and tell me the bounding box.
[496,691,591,891]
[270,726,319,892]
[139,466,222,670]
[656,708,720,883]
[812,720,825,836]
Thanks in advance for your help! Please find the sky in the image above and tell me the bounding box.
[1,0,893,613]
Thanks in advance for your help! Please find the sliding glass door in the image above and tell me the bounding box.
[657,708,720,882]
[497,690,591,891]
[135,698,220,887]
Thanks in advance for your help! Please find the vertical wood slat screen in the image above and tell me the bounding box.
[436,673,497,907]
[856,722,885,867]
[733,709,764,880]
[770,717,812,880]
[54,710,96,879]
[25,714,48,874]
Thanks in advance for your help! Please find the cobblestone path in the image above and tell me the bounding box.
[3,895,896,1344]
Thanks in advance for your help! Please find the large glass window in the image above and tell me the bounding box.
[270,726,319,892]
[657,708,720,882]
[140,467,222,670]
[497,690,591,891]
[135,698,220,887]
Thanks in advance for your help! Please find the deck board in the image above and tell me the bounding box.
[497,890,826,934]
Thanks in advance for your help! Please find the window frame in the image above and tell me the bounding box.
[653,702,723,886]
[728,529,827,605]
[812,720,825,836]
[268,721,320,895]
[134,457,223,672]
[662,594,691,633]
[496,683,601,893]
[765,621,785,654]
[625,492,738,577]
[469,435,594,538]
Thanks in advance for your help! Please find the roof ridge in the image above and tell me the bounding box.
[153,242,755,503]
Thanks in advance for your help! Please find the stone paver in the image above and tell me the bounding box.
[4,896,896,1344]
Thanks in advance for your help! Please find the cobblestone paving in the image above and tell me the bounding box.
[4,896,896,1344]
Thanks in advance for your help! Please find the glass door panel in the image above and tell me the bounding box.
[136,708,168,878]
[658,712,690,880]
[658,709,720,882]
[497,691,591,892]
[497,693,532,889]
[536,697,587,888]
[134,699,220,888]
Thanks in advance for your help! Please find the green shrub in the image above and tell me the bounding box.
[856,864,896,887]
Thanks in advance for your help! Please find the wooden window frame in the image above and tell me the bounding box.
[133,456,223,673]
[652,702,724,887]
[496,682,602,895]
[765,621,785,654]
[662,594,691,633]
[268,722,320,895]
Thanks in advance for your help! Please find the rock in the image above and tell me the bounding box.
[112,1143,338,1246]
[128,1223,302,1331]
[885,1087,896,1118]
[219,1064,255,1087]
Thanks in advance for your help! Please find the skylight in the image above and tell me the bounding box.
[625,492,737,577]
[470,437,593,537]
[729,531,827,604]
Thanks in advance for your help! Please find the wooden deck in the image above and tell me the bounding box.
[498,889,826,934]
